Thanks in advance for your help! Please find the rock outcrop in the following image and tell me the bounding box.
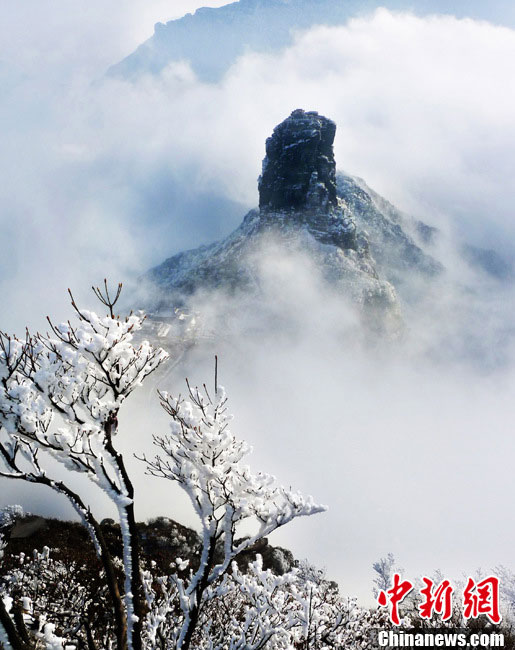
[256,110,357,250]
[259,109,338,211]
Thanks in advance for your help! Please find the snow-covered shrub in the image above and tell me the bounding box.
[141,554,387,650]
[2,547,96,649]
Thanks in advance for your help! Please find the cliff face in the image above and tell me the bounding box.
[256,110,357,251]
[259,109,338,212]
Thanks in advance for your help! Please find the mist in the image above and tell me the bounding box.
[7,237,514,603]
[106,239,514,604]
[1,2,515,603]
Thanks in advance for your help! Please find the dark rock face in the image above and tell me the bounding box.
[259,109,338,211]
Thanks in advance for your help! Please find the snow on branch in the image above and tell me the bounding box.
[0,282,169,650]
[138,380,327,650]
[143,383,326,580]
[0,286,168,499]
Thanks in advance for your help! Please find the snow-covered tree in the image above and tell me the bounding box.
[0,282,168,650]
[0,283,341,650]
[372,552,397,598]
[139,382,326,649]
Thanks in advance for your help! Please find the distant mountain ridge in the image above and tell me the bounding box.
[109,0,515,82]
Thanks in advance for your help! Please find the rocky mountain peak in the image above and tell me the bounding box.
[259,109,338,212]
[256,109,357,251]
[142,109,447,337]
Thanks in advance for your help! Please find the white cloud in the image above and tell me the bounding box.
[2,4,515,603]
[112,246,515,604]
[0,1,230,78]
[51,8,515,252]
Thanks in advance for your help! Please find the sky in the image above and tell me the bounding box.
[1,0,515,604]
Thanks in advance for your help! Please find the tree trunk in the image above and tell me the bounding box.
[119,501,143,650]
[0,597,32,650]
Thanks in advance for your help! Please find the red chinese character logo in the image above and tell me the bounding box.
[419,577,454,621]
[463,576,502,624]
[377,573,414,625]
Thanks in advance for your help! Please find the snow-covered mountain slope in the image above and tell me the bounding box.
[336,174,442,288]
[108,0,515,82]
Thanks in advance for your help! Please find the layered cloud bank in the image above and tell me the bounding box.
[2,9,515,331]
